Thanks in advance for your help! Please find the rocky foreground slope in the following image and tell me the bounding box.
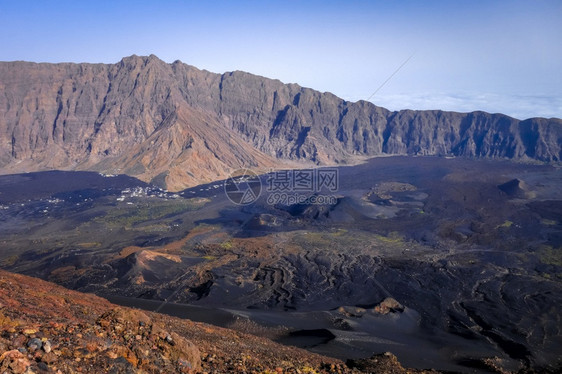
[1,55,561,190]
[0,269,435,373]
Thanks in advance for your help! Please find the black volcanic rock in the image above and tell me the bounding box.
[498,178,526,198]
[0,55,561,190]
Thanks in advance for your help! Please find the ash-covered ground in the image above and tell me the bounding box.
[1,157,561,373]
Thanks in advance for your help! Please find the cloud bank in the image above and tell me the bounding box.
[364,92,562,120]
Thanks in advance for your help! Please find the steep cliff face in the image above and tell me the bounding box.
[0,56,278,189]
[1,55,560,190]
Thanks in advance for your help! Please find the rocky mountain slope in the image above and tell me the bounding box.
[0,269,433,373]
[1,55,561,190]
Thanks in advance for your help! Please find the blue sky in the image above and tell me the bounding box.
[1,0,561,119]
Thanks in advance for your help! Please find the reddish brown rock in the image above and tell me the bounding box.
[373,297,404,315]
[0,268,431,373]
[0,350,31,374]
[1,55,560,191]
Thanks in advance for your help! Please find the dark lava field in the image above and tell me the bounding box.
[1,156,561,373]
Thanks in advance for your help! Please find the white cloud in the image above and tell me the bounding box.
[359,92,562,120]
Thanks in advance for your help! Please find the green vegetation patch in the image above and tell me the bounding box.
[537,245,562,266]
[498,220,513,229]
[375,231,405,244]
[0,255,19,267]
[95,198,209,228]
[291,229,411,255]
[220,240,233,250]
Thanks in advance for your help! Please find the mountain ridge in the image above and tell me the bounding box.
[1,55,560,190]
